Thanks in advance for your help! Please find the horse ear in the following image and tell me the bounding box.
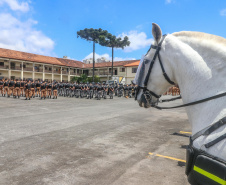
[152,23,162,44]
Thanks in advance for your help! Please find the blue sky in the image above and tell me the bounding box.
[0,0,226,62]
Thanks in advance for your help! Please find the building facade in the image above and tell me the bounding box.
[0,48,139,83]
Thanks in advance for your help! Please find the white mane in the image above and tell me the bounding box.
[173,31,226,47]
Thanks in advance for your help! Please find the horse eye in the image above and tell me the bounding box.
[144,59,149,64]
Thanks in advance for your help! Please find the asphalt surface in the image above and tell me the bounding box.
[0,95,191,185]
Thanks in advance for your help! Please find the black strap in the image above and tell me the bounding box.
[191,116,226,141]
[154,92,226,110]
[144,34,168,88]
[205,133,226,148]
[158,54,175,85]
[160,95,181,103]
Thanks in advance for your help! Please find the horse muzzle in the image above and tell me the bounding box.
[137,90,159,108]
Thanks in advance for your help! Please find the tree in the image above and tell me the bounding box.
[71,74,100,83]
[99,33,130,77]
[77,28,108,81]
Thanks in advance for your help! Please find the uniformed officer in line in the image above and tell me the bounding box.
[25,80,31,100]
[0,79,4,96]
[40,81,46,99]
[109,83,114,99]
[3,79,9,97]
[47,81,52,98]
[8,79,15,98]
[124,84,129,98]
[102,82,108,99]
[14,79,21,98]
[36,80,41,97]
[30,80,35,98]
[20,79,25,97]
[59,82,63,96]
[114,83,118,96]
[52,82,58,99]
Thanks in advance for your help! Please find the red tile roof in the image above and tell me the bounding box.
[57,58,84,68]
[0,47,139,69]
[83,60,140,68]
[0,48,63,65]
[124,61,140,67]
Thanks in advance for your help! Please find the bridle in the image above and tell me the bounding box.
[135,34,175,107]
[135,34,226,109]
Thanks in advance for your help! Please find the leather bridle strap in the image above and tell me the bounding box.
[154,91,226,110]
[158,54,175,85]
[143,34,174,90]
[151,43,175,85]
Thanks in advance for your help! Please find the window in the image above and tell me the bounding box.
[49,67,52,71]
[120,67,125,72]
[0,62,4,66]
[74,69,76,73]
[45,67,48,70]
[20,64,26,68]
[132,67,137,73]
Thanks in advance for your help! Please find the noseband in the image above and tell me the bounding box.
[136,34,175,106]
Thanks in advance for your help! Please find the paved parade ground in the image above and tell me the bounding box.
[0,96,191,185]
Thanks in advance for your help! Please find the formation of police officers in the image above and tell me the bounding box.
[0,79,137,100]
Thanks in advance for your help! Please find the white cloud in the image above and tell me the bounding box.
[118,30,153,52]
[0,0,29,12]
[83,53,111,61]
[114,57,136,61]
[0,13,55,56]
[220,9,226,16]
[83,53,136,62]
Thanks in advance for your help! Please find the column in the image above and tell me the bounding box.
[68,68,70,82]
[60,67,62,82]
[21,61,23,80]
[52,65,54,82]
[8,60,11,79]
[43,64,45,81]
[32,63,35,80]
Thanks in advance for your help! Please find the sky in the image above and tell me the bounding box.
[0,0,226,62]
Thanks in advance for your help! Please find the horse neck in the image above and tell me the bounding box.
[165,35,226,134]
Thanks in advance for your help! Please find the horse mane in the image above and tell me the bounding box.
[172,31,226,47]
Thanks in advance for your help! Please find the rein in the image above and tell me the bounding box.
[155,92,226,110]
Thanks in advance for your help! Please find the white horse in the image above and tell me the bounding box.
[135,23,226,184]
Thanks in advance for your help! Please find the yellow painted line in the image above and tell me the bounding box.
[149,152,186,163]
[179,131,192,134]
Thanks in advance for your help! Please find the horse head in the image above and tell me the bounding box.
[135,23,175,108]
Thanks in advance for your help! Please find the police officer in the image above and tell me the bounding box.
[109,83,114,99]
[36,80,41,97]
[14,79,21,98]
[114,83,118,96]
[20,79,25,97]
[47,81,52,98]
[52,82,58,99]
[3,79,9,97]
[30,80,35,98]
[0,79,4,96]
[8,79,15,98]
[40,81,46,100]
[102,82,108,99]
[25,80,31,100]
